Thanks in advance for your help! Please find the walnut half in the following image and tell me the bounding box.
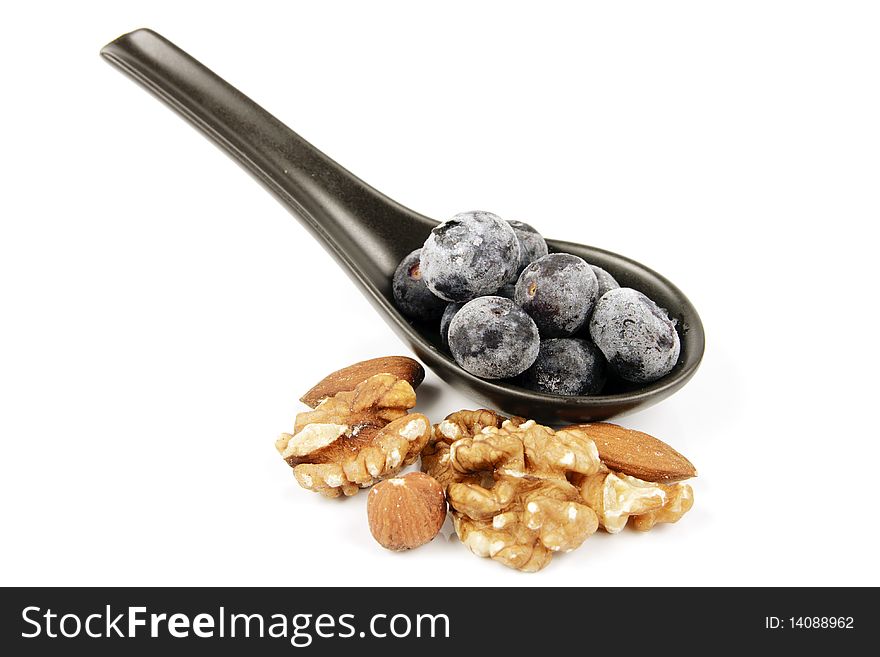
[276,373,431,497]
[575,471,694,533]
[423,410,696,571]
[423,412,605,572]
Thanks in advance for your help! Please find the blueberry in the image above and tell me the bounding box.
[439,302,464,349]
[392,249,446,321]
[589,288,680,383]
[508,220,549,276]
[590,265,620,299]
[515,253,598,337]
[518,338,607,396]
[420,211,520,302]
[448,296,539,379]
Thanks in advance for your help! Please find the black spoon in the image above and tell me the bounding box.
[100,28,704,424]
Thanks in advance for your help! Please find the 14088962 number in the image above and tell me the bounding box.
[790,617,854,629]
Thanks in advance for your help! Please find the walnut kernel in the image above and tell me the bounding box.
[423,412,604,572]
[276,373,431,497]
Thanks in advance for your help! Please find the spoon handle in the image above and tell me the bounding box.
[100,28,434,283]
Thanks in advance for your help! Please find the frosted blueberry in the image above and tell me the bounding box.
[448,296,539,379]
[515,253,598,337]
[519,338,607,396]
[590,265,621,299]
[439,302,464,349]
[589,288,680,383]
[392,249,446,321]
[420,211,520,302]
[507,220,549,276]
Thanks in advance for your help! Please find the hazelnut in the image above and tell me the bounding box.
[367,472,446,551]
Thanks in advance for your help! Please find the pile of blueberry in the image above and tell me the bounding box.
[392,211,680,396]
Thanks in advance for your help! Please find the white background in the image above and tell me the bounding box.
[1,1,878,586]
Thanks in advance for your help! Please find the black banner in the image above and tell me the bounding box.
[0,587,871,653]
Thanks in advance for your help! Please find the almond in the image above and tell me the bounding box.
[563,422,697,483]
[299,356,425,408]
[367,472,446,551]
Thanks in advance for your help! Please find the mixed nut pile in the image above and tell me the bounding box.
[277,357,696,572]
[392,211,681,395]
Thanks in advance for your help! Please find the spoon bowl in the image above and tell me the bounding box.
[101,28,704,424]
